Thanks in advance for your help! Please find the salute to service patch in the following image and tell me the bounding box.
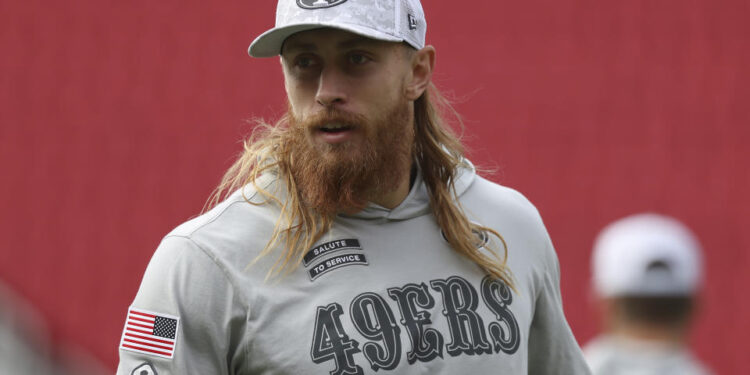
[119,308,180,359]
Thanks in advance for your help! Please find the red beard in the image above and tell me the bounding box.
[280,102,414,217]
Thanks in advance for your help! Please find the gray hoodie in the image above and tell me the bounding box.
[117,162,590,374]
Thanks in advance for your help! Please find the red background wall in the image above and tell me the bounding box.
[1,0,748,373]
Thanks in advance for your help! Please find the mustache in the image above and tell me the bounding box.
[292,108,368,130]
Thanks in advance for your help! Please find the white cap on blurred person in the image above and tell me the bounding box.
[592,213,703,298]
[248,0,427,57]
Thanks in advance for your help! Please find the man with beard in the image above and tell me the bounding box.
[117,0,590,374]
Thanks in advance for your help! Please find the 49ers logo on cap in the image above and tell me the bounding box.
[297,0,347,9]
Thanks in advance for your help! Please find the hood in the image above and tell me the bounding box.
[342,159,477,221]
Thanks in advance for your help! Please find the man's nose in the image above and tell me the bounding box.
[315,66,348,107]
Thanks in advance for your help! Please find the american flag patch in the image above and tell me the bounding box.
[119,308,179,359]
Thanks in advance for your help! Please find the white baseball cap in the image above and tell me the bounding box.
[592,213,703,298]
[248,0,427,58]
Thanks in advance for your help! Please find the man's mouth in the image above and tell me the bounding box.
[318,123,353,133]
[314,122,358,144]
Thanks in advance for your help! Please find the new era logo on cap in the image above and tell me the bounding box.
[408,13,418,30]
[297,0,347,9]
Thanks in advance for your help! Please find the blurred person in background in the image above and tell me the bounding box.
[0,281,107,375]
[0,281,59,374]
[584,213,712,375]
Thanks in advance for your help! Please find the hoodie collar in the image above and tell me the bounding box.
[341,159,477,221]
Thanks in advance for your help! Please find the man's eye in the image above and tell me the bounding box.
[295,57,317,68]
[348,53,370,65]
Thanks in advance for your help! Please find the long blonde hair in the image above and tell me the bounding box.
[206,83,514,288]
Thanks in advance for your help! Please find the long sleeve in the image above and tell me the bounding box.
[116,236,248,375]
[527,239,591,375]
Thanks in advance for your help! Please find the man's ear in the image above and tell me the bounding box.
[405,46,435,101]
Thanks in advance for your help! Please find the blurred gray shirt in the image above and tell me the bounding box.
[584,335,712,375]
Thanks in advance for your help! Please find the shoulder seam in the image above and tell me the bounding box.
[181,199,250,237]
[165,235,253,311]
[177,177,275,237]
